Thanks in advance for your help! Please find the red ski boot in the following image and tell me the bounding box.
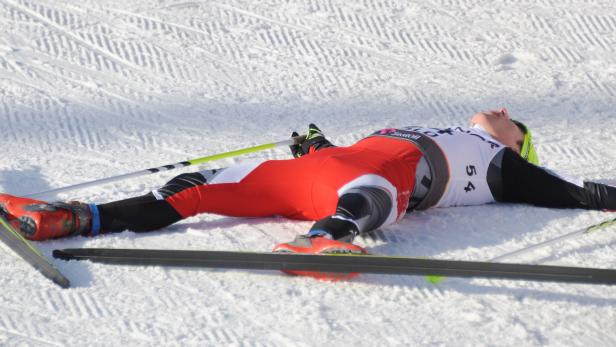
[273,234,367,281]
[0,194,92,241]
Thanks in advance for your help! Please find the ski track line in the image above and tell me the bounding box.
[2,5,134,83]
[193,2,404,99]
[307,16,420,63]
[544,46,584,64]
[25,59,212,137]
[391,88,466,122]
[4,101,109,154]
[104,7,278,98]
[209,6,381,82]
[0,328,61,347]
[1,111,184,176]
[163,270,306,346]
[568,12,616,35]
[308,6,489,66]
[146,4,328,93]
[213,2,315,33]
[64,111,103,152]
[540,143,604,163]
[526,12,558,36]
[211,2,414,68]
[318,277,456,343]
[1,55,211,156]
[89,269,295,345]
[124,278,268,345]
[478,287,616,346]
[2,0,162,84]
[34,289,117,319]
[78,27,195,83]
[403,88,476,120]
[0,61,80,103]
[76,26,191,83]
[476,296,550,345]
[560,12,616,51]
[120,320,171,342]
[0,52,38,84]
[585,72,616,97]
[0,311,62,346]
[102,6,256,87]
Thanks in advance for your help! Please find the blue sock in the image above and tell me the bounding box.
[88,204,101,235]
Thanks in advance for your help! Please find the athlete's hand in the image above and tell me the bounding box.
[289,124,334,158]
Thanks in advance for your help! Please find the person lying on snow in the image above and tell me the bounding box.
[1,108,615,277]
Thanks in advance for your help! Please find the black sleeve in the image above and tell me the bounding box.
[309,186,393,242]
[491,148,616,210]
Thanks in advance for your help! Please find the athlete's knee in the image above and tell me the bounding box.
[153,172,207,200]
[309,187,393,241]
[337,187,393,233]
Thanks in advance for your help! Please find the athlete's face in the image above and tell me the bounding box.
[469,108,525,153]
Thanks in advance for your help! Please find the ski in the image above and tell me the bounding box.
[53,248,616,285]
[0,216,70,288]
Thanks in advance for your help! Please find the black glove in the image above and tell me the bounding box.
[289,124,334,158]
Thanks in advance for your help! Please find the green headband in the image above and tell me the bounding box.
[513,120,539,165]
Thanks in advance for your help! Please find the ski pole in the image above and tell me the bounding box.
[27,135,306,199]
[490,216,616,262]
[426,215,616,284]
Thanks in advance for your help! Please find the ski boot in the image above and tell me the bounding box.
[0,194,92,240]
[273,233,367,281]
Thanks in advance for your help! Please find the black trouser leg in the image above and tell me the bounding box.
[97,193,182,233]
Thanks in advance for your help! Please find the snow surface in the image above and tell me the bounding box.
[1,0,616,345]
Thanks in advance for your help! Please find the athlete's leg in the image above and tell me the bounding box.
[96,193,182,233]
[95,153,342,234]
[167,158,339,220]
[1,138,419,240]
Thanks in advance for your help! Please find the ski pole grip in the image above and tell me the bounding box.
[291,134,307,145]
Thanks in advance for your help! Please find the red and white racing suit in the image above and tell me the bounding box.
[94,126,616,240]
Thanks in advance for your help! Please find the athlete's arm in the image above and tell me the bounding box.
[308,186,393,241]
[491,148,616,210]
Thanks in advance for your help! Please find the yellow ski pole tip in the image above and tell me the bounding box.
[426,275,445,285]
